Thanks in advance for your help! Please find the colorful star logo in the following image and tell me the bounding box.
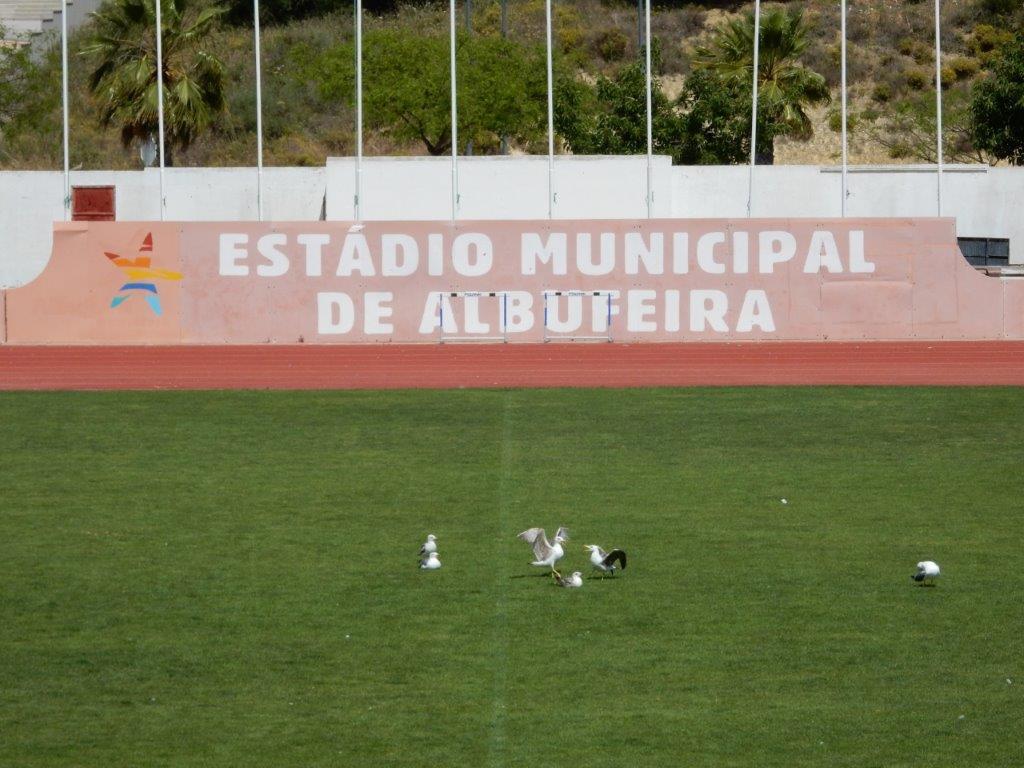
[105,233,182,316]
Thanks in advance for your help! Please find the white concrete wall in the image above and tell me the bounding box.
[0,167,325,287]
[2,159,1022,289]
[672,164,1024,255]
[325,155,673,221]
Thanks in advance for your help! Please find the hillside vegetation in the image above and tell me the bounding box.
[0,0,1022,169]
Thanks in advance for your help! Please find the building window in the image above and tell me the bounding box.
[958,237,1009,267]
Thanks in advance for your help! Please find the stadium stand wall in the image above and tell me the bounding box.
[2,159,1023,292]
[5,217,1024,344]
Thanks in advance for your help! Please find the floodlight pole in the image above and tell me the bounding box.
[254,0,265,221]
[449,0,459,221]
[747,0,761,218]
[500,0,508,154]
[60,0,70,221]
[354,0,363,221]
[934,0,943,216]
[155,0,166,220]
[840,0,848,217]
[644,0,653,218]
[545,0,555,219]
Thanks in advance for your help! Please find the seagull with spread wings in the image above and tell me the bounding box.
[584,544,627,577]
[517,526,569,575]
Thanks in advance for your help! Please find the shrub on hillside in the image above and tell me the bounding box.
[968,23,1014,64]
[905,68,928,90]
[226,0,395,26]
[872,82,892,103]
[949,55,981,79]
[596,28,629,62]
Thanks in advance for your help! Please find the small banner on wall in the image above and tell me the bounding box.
[6,218,1024,344]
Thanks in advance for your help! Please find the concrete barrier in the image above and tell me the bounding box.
[5,217,1024,344]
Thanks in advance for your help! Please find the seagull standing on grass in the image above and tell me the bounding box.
[517,527,569,575]
[912,560,940,585]
[421,552,442,570]
[554,571,583,588]
[419,534,437,559]
[584,545,627,577]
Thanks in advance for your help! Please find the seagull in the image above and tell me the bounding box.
[554,571,583,588]
[912,560,940,585]
[419,534,437,559]
[420,552,442,570]
[517,527,569,575]
[584,545,627,577]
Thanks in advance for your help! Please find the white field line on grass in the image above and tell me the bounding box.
[487,393,514,768]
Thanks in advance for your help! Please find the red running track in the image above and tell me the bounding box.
[1,342,1023,390]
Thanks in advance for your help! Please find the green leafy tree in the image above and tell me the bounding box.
[674,68,751,165]
[82,0,227,164]
[693,7,830,164]
[554,51,683,159]
[0,27,32,136]
[971,36,1024,165]
[311,29,549,155]
[555,52,752,165]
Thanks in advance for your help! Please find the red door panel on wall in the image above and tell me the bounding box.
[72,186,116,222]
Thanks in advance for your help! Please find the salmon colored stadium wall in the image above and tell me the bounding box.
[6,218,1024,344]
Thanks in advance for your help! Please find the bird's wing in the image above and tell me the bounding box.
[603,549,627,570]
[418,545,428,555]
[518,528,553,560]
[555,526,570,541]
[518,527,543,544]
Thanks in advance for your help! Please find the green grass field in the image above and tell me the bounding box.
[2,388,1023,767]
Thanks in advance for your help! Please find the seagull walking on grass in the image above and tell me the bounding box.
[554,571,583,588]
[421,552,442,570]
[584,545,627,577]
[517,527,569,575]
[912,560,940,585]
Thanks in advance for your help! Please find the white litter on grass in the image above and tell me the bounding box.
[958,715,965,720]
[1007,678,1013,685]
[781,499,788,505]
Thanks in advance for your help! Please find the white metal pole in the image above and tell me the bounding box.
[840,0,848,217]
[60,0,70,221]
[545,0,555,219]
[934,0,943,216]
[254,0,264,221]
[450,0,459,221]
[747,0,761,218]
[644,0,652,218]
[354,0,363,221]
[155,0,166,220]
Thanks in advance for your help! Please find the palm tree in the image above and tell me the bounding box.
[694,7,830,164]
[82,0,226,165]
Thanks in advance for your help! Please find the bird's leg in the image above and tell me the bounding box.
[552,567,562,580]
